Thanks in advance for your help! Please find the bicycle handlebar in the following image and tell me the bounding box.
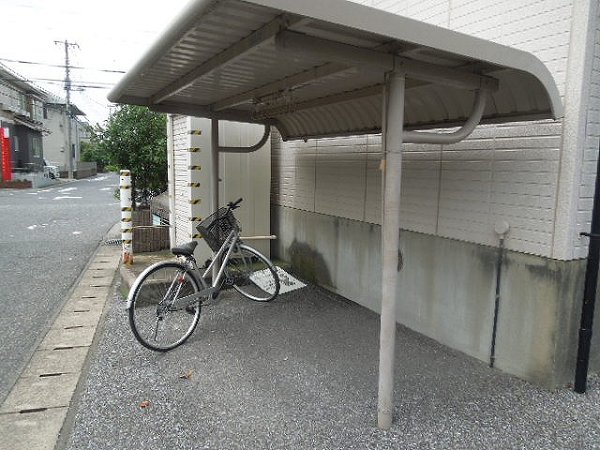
[227,198,243,210]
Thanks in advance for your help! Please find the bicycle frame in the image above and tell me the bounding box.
[201,228,239,288]
[164,228,241,311]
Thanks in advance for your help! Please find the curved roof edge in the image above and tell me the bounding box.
[108,0,564,137]
[248,0,563,119]
[108,0,216,104]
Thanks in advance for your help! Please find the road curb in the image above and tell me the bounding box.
[0,244,122,450]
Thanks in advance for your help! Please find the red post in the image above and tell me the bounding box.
[0,128,12,182]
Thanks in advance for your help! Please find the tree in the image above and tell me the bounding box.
[93,105,167,208]
[80,139,109,172]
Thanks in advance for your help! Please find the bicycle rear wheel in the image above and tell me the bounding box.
[225,244,280,302]
[128,261,202,351]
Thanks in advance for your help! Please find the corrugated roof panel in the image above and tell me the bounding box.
[109,0,563,140]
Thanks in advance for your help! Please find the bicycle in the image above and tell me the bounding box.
[127,198,280,351]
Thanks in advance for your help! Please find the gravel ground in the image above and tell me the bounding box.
[67,282,600,449]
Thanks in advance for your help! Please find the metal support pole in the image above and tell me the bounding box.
[120,170,133,265]
[211,119,220,212]
[378,71,405,430]
[211,119,220,280]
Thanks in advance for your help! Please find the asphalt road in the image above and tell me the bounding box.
[0,173,120,403]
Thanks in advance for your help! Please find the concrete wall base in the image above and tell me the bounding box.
[272,205,600,388]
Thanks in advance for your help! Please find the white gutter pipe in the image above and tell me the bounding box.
[208,121,270,280]
[403,90,487,144]
[209,121,270,209]
[218,124,271,153]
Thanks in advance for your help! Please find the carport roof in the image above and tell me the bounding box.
[108,0,563,140]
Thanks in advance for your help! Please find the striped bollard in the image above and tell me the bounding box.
[120,170,133,265]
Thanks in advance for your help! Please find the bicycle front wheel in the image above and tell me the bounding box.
[225,244,280,302]
[128,261,202,352]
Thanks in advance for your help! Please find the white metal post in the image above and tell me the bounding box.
[378,71,405,430]
[120,169,133,265]
[166,115,176,248]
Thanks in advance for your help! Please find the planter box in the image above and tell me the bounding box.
[133,225,170,253]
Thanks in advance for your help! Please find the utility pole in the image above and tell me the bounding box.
[55,40,78,179]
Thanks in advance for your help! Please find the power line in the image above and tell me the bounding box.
[0,77,112,93]
[0,74,114,87]
[0,56,125,73]
[32,77,113,85]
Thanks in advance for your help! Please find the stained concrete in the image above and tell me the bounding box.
[0,373,80,413]
[0,408,68,450]
[272,205,600,388]
[21,348,89,378]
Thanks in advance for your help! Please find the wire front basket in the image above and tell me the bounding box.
[196,207,240,252]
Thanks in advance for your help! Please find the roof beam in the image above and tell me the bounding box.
[254,84,383,119]
[150,15,298,105]
[211,40,407,112]
[211,62,350,111]
[253,78,430,119]
[276,31,499,92]
[150,101,271,125]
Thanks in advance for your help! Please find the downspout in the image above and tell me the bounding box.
[209,121,270,280]
[490,221,510,368]
[574,144,600,393]
[209,120,270,212]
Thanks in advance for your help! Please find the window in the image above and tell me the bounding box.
[32,135,42,158]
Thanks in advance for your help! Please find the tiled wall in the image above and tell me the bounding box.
[272,0,600,260]
[574,17,600,258]
[172,115,192,246]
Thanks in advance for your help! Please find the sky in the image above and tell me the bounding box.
[2,0,190,126]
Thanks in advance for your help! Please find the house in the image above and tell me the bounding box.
[43,95,89,173]
[108,0,600,402]
[0,62,46,182]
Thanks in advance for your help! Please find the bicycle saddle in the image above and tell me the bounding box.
[171,241,198,257]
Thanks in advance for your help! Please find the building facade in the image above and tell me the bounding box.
[42,96,89,174]
[0,63,46,181]
[270,0,600,387]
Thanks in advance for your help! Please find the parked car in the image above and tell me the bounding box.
[43,159,60,179]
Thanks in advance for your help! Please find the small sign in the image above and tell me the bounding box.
[250,266,306,295]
